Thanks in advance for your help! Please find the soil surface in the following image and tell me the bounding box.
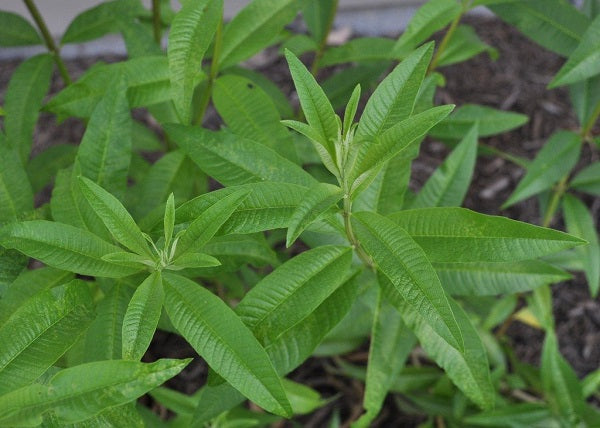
[1,16,599,427]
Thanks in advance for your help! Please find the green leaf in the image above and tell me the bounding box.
[389,207,585,262]
[0,358,189,426]
[354,293,416,428]
[503,131,581,208]
[343,85,361,138]
[0,220,140,278]
[285,49,339,159]
[282,379,326,415]
[411,124,478,208]
[570,162,600,196]
[435,260,571,296]
[168,0,222,124]
[26,144,77,193]
[76,74,132,197]
[0,11,42,46]
[220,0,299,69]
[302,0,337,45]
[563,194,600,297]
[213,74,294,159]
[61,0,146,44]
[78,177,152,257]
[236,245,352,345]
[164,193,175,248]
[0,142,33,224]
[0,280,94,395]
[286,183,343,247]
[102,252,153,269]
[489,0,590,57]
[168,252,220,270]
[429,104,528,140]
[392,0,461,55]
[162,273,292,417]
[166,124,315,187]
[356,43,434,140]
[352,211,464,351]
[175,189,250,257]
[550,15,600,87]
[465,403,555,427]
[319,37,397,67]
[569,74,600,130]
[4,54,54,163]
[202,234,279,268]
[349,105,453,192]
[379,274,494,410]
[435,25,498,67]
[122,272,164,360]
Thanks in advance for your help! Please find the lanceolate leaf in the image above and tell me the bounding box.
[122,272,164,360]
[379,275,494,410]
[0,220,140,278]
[168,0,222,124]
[0,11,42,47]
[162,273,292,417]
[503,131,581,208]
[4,54,54,163]
[570,162,600,196]
[0,358,189,426]
[356,43,434,140]
[175,189,250,257]
[549,15,600,87]
[319,38,397,67]
[303,0,337,45]
[236,246,352,344]
[569,75,600,127]
[220,0,299,69]
[286,183,343,247]
[79,177,152,257]
[352,211,464,352]
[76,75,132,197]
[0,142,33,224]
[0,280,94,395]
[411,124,478,208]
[166,124,315,187]
[285,49,339,158]
[435,260,571,296]
[390,207,585,262]
[563,195,600,297]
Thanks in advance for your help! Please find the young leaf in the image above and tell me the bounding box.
[435,260,571,296]
[162,273,292,417]
[165,124,315,187]
[349,105,453,191]
[563,194,600,297]
[163,193,175,249]
[0,358,189,426]
[168,252,220,270]
[0,220,140,278]
[285,49,339,158]
[168,0,222,124]
[390,207,586,262]
[0,280,94,395]
[356,42,434,140]
[429,104,528,140]
[379,274,494,410]
[352,211,464,352]
[122,272,164,361]
[354,293,416,427]
[61,0,146,44]
[549,15,600,87]
[489,0,590,57]
[4,54,54,163]
[220,0,299,69]
[76,74,132,197]
[174,189,250,258]
[0,11,42,46]
[78,177,152,257]
[0,142,33,224]
[286,183,344,247]
[410,124,478,208]
[570,162,600,196]
[102,252,153,269]
[343,84,361,138]
[503,131,581,208]
[236,245,352,344]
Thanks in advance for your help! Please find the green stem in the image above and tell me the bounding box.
[152,0,162,44]
[542,176,568,227]
[581,101,600,141]
[428,8,463,73]
[310,0,339,77]
[193,16,223,126]
[479,143,529,168]
[343,196,374,269]
[23,0,71,85]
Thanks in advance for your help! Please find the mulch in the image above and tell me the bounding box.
[1,15,598,427]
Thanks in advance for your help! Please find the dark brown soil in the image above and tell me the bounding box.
[1,15,598,427]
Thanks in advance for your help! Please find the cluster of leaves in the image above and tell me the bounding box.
[0,0,598,426]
